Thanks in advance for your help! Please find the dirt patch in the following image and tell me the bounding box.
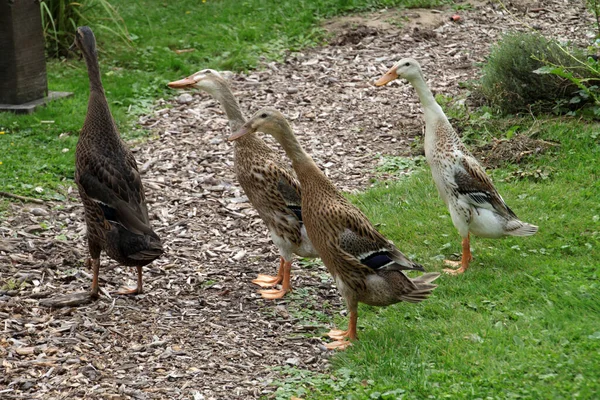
[0,1,594,399]
[473,135,559,168]
[323,7,447,37]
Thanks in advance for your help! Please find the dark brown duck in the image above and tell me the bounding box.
[74,26,162,298]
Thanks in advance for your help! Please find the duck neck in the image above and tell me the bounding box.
[273,122,322,180]
[410,74,444,126]
[409,74,454,152]
[210,82,246,132]
[83,47,105,95]
[276,122,312,163]
[82,46,114,135]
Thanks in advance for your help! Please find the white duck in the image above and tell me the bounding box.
[375,58,538,274]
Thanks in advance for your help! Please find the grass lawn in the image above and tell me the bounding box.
[0,0,449,204]
[272,119,600,399]
[1,0,599,398]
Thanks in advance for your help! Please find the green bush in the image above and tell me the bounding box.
[479,32,594,114]
[40,0,129,58]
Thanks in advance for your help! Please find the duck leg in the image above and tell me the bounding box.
[115,266,143,295]
[326,304,358,350]
[257,259,292,299]
[444,234,472,275]
[90,258,100,299]
[252,256,284,287]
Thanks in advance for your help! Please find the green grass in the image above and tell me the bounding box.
[0,0,450,205]
[272,120,600,399]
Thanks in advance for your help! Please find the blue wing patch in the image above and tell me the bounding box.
[361,251,393,270]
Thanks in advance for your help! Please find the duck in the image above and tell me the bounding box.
[168,70,318,299]
[375,58,538,274]
[74,26,163,298]
[229,108,440,349]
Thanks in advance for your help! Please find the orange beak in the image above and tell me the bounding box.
[228,124,253,141]
[167,76,196,89]
[374,67,398,87]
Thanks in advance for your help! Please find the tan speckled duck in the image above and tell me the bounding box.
[230,108,439,349]
[74,26,162,298]
[376,58,538,274]
[168,70,318,299]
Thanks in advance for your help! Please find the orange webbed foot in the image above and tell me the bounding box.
[252,274,283,287]
[258,288,289,299]
[325,340,352,350]
[327,329,350,340]
[443,266,467,275]
[115,286,142,296]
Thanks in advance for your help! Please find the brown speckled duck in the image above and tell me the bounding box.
[74,26,162,298]
[376,58,538,275]
[230,108,439,349]
[168,70,318,299]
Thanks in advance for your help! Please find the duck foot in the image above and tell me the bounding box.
[443,266,467,275]
[252,257,285,287]
[252,274,283,288]
[39,291,95,308]
[256,259,292,299]
[325,340,352,350]
[327,329,350,340]
[115,286,142,296]
[258,288,289,299]
[443,259,467,274]
[443,236,471,275]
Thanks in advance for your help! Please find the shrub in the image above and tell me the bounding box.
[479,32,595,115]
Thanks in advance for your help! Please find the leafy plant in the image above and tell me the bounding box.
[40,0,130,58]
[533,50,600,117]
[479,32,594,115]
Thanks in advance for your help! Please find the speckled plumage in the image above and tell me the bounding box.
[74,27,162,297]
[168,71,317,298]
[376,58,537,274]
[230,108,439,348]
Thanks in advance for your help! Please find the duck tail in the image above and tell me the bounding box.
[506,220,538,237]
[113,227,163,263]
[130,232,163,261]
[400,272,440,303]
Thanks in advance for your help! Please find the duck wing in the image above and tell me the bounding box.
[77,151,153,236]
[454,156,517,219]
[276,164,303,221]
[338,206,425,273]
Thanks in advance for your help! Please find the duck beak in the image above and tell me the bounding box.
[375,67,398,87]
[168,76,196,89]
[228,124,253,141]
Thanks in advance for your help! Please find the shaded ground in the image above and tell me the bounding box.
[0,1,594,398]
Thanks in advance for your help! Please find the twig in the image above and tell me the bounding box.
[0,191,44,204]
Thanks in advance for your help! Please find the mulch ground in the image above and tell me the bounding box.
[0,1,593,398]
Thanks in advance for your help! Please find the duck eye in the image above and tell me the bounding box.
[260,113,268,118]
[405,62,410,67]
[205,70,211,74]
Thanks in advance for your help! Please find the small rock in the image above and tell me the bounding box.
[177,93,193,104]
[287,87,299,94]
[30,207,48,216]
[284,357,300,366]
[232,249,246,261]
